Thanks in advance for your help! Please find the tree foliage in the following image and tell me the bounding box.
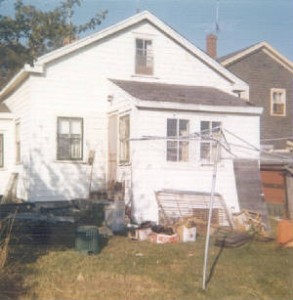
[0,0,107,88]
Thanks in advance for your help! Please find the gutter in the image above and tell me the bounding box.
[134,99,263,115]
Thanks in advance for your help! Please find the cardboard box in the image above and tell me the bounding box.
[183,226,197,242]
[128,227,152,241]
[149,233,179,244]
[177,226,197,242]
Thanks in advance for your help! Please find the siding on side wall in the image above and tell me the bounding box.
[0,116,14,195]
[2,19,249,202]
[225,50,293,149]
[3,79,31,200]
[129,108,260,223]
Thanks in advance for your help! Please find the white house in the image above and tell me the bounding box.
[0,11,264,225]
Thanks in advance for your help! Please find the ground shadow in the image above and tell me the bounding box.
[205,238,225,288]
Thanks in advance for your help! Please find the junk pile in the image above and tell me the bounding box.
[128,218,197,244]
[214,209,273,248]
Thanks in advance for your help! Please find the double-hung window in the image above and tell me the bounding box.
[167,119,189,162]
[119,115,130,163]
[57,117,83,160]
[271,88,286,116]
[135,38,153,75]
[200,121,221,164]
[0,134,3,167]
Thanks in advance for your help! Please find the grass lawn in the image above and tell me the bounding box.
[0,233,292,300]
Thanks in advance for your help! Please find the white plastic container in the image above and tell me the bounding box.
[182,226,197,242]
[104,201,125,233]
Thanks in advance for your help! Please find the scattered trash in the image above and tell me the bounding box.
[149,232,179,244]
[77,273,85,282]
[232,210,266,235]
[127,217,199,244]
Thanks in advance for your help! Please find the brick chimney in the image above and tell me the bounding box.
[206,34,217,59]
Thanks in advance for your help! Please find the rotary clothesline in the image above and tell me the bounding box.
[130,127,293,164]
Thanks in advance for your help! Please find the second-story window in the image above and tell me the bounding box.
[135,38,153,75]
[271,88,286,116]
[167,119,189,162]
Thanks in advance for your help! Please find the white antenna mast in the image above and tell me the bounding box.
[136,0,141,13]
[215,0,220,33]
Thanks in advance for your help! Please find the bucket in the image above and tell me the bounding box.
[277,219,293,245]
[75,225,99,254]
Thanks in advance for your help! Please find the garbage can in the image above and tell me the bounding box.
[75,225,99,254]
[277,219,293,245]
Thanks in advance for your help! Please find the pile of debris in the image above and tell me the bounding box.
[127,218,198,244]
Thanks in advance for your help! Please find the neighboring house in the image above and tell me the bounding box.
[220,42,293,151]
[220,42,293,219]
[0,11,265,225]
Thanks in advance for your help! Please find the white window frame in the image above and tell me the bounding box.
[119,114,130,164]
[200,121,222,165]
[57,117,83,161]
[271,88,286,116]
[0,134,3,168]
[166,118,189,162]
[15,121,21,164]
[135,38,154,75]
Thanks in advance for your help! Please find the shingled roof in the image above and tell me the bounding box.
[111,80,254,107]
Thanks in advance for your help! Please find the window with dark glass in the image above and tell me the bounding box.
[167,119,189,162]
[200,121,221,164]
[271,88,286,116]
[57,117,83,160]
[135,38,153,75]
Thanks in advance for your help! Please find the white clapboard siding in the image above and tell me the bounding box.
[2,14,254,204]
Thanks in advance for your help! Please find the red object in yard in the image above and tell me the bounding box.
[277,219,293,245]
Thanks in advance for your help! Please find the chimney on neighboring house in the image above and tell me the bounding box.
[206,34,217,59]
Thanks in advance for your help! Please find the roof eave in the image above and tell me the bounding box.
[135,99,263,115]
[221,41,293,73]
[0,64,43,100]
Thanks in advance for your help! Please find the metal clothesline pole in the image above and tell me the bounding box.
[202,133,221,290]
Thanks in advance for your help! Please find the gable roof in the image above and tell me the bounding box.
[111,79,262,115]
[112,79,251,107]
[0,11,247,100]
[220,41,293,74]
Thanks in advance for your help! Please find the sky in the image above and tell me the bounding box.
[1,0,293,60]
